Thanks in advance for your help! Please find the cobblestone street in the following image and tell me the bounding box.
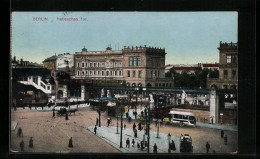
[10,107,237,154]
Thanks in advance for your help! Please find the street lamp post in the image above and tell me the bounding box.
[120,99,123,148]
[168,133,171,153]
[77,89,79,110]
[116,108,119,134]
[147,103,150,154]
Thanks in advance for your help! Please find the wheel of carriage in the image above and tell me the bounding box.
[179,122,185,127]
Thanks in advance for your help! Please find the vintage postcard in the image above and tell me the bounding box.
[10,11,238,154]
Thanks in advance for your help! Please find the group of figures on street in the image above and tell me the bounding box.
[206,130,228,153]
[16,127,33,151]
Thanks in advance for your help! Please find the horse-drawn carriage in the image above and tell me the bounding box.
[180,134,193,152]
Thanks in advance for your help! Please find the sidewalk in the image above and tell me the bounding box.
[88,126,180,153]
[196,122,237,131]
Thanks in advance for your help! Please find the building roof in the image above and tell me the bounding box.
[202,64,219,67]
[12,68,51,77]
[170,67,201,71]
[42,55,58,62]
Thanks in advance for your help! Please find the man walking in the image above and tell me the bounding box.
[20,140,24,151]
[134,129,137,138]
[138,122,142,131]
[65,113,69,120]
[107,118,111,127]
[68,137,73,148]
[29,137,33,148]
[133,122,136,130]
[153,143,157,153]
[124,123,126,130]
[132,139,135,147]
[94,125,97,134]
[171,140,176,151]
[96,118,99,126]
[206,142,210,153]
[221,130,224,138]
[17,127,23,137]
[126,138,130,148]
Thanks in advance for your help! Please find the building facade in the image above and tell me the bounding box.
[43,53,74,72]
[74,46,174,88]
[207,41,238,90]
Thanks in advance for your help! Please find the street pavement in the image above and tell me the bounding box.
[88,125,180,153]
[127,109,238,132]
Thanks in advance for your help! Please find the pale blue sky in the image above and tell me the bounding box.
[11,12,237,64]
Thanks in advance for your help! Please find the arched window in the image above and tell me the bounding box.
[211,84,218,90]
[57,90,63,99]
[146,83,152,87]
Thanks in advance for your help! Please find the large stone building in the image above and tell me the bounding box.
[74,46,174,88]
[207,41,238,90]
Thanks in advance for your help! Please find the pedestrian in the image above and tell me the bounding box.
[133,122,136,130]
[17,127,23,137]
[35,106,37,110]
[138,122,142,131]
[29,105,31,110]
[141,110,144,117]
[126,138,130,148]
[221,130,224,138]
[94,125,97,134]
[126,112,129,118]
[140,141,144,150]
[134,129,137,138]
[171,140,176,151]
[52,111,55,118]
[96,118,99,126]
[153,143,157,153]
[206,142,210,153]
[137,142,140,149]
[29,137,33,148]
[68,137,73,148]
[224,135,228,145]
[132,139,135,147]
[42,105,43,110]
[65,113,69,120]
[124,123,126,130]
[20,140,24,151]
[107,118,111,127]
[211,117,213,124]
[128,116,131,122]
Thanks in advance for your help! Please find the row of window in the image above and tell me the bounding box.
[155,83,172,87]
[223,70,236,79]
[127,70,142,78]
[77,62,122,68]
[77,70,122,77]
[129,57,141,66]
